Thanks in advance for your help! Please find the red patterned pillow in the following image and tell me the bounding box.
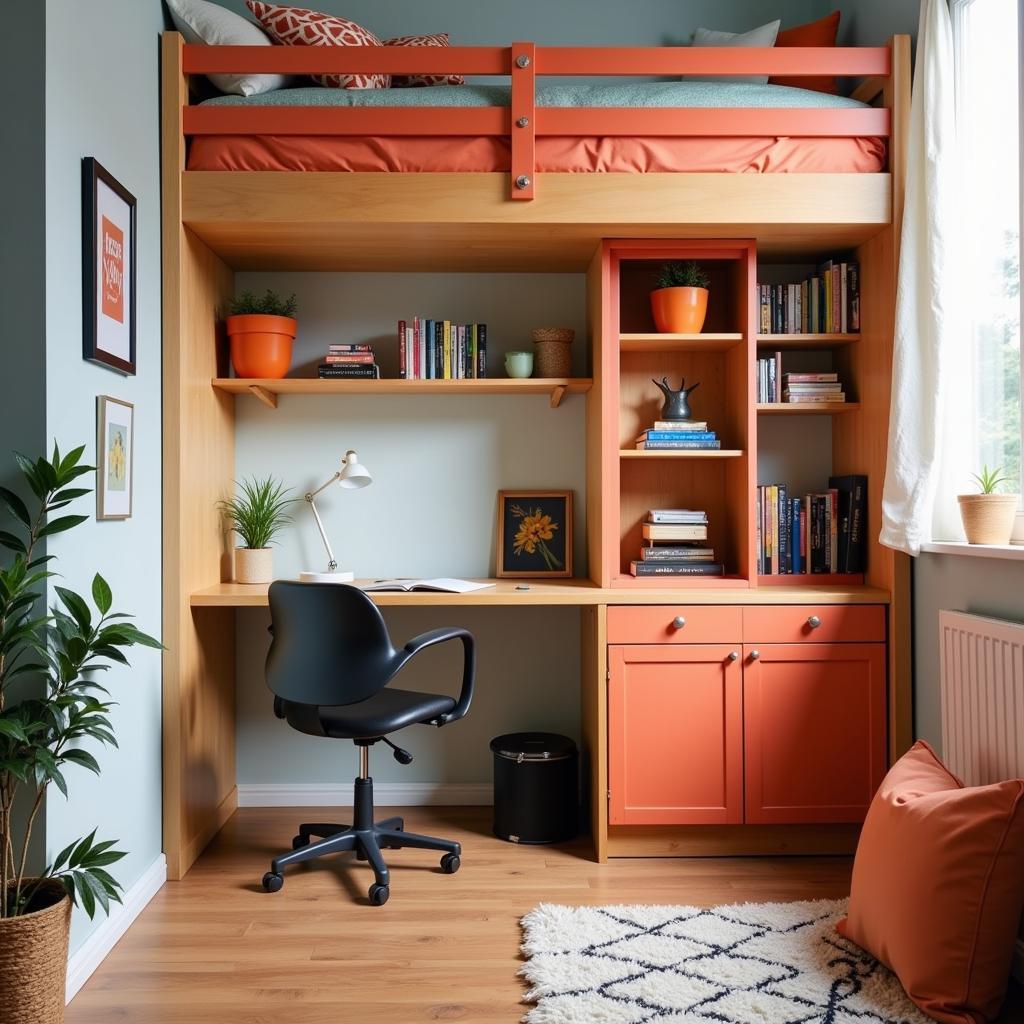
[245,3,388,89]
[384,33,464,88]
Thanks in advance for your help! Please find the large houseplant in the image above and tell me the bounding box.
[650,261,711,334]
[958,466,1020,545]
[0,444,160,1023]
[218,476,295,585]
[225,289,298,379]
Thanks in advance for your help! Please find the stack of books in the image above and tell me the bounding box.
[757,475,866,575]
[399,318,487,380]
[635,419,721,450]
[630,509,725,577]
[318,343,381,379]
[757,259,860,335]
[756,362,846,405]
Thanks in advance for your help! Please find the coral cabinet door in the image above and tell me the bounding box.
[743,643,887,824]
[608,644,743,826]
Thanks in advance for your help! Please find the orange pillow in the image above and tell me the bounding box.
[837,741,1024,1024]
[770,11,841,95]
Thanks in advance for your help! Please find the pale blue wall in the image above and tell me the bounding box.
[44,0,166,955]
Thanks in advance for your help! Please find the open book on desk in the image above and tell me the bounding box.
[360,578,495,594]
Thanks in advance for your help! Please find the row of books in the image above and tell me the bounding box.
[629,509,725,577]
[757,475,867,576]
[758,260,860,335]
[635,419,720,450]
[318,343,381,379]
[756,362,847,405]
[399,318,487,380]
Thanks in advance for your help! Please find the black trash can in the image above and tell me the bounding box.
[490,732,579,844]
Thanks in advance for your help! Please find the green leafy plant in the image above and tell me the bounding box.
[656,261,711,291]
[0,444,162,919]
[971,465,1011,494]
[217,477,296,550]
[226,289,298,319]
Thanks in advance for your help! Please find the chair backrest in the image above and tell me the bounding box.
[266,581,399,707]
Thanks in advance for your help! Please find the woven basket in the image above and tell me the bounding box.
[0,879,72,1024]
[532,328,574,378]
[957,493,1020,545]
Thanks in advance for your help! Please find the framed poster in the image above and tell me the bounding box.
[496,490,573,578]
[97,396,134,520]
[83,158,136,375]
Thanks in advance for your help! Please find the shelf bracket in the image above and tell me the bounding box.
[247,385,278,409]
[549,384,568,408]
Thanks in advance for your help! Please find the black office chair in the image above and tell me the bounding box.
[260,581,476,906]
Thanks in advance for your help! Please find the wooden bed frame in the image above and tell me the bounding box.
[161,31,912,879]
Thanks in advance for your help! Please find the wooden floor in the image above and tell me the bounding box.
[66,806,1023,1023]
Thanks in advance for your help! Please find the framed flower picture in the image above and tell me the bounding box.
[82,158,136,375]
[97,396,134,520]
[496,490,573,578]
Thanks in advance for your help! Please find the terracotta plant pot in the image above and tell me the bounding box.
[957,494,1020,545]
[226,314,296,379]
[235,547,273,584]
[0,879,72,1024]
[650,286,709,334]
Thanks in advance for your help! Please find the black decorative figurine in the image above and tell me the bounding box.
[653,376,700,421]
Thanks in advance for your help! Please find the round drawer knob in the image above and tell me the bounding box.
[807,615,822,629]
[515,175,531,190]
[728,651,739,662]
[671,616,686,630]
[749,650,761,661]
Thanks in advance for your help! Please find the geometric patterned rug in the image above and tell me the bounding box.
[520,899,930,1023]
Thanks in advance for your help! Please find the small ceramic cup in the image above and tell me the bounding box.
[505,351,534,378]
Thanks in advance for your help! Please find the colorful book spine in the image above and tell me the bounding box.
[630,561,725,577]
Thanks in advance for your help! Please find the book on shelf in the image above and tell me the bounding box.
[757,260,859,334]
[318,364,381,379]
[398,318,487,381]
[360,578,495,594]
[756,476,866,575]
[649,420,708,431]
[328,344,373,352]
[323,353,375,365]
[636,439,722,450]
[757,360,847,404]
[636,423,719,450]
[642,522,709,542]
[640,545,716,561]
[630,561,725,577]
[782,393,847,404]
[647,509,708,524]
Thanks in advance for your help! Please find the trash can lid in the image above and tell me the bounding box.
[490,732,577,761]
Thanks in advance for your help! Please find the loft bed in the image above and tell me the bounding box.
[164,33,910,270]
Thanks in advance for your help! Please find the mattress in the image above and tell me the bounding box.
[187,81,887,174]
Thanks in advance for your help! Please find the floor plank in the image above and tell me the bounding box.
[64,807,1021,1023]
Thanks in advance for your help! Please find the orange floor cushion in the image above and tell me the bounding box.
[837,740,1024,1024]
[770,11,842,94]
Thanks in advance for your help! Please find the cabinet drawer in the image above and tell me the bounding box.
[743,605,885,644]
[607,606,742,645]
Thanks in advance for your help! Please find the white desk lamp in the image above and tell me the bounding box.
[298,450,372,583]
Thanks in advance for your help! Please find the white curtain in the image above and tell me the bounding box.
[879,0,963,555]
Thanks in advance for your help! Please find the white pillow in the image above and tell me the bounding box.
[166,0,287,97]
[690,20,781,84]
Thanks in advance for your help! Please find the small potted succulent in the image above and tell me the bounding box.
[958,466,1020,545]
[225,289,298,379]
[651,261,710,334]
[218,476,296,585]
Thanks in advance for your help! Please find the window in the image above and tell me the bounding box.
[951,0,1022,497]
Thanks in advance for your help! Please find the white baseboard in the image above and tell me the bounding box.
[66,852,166,1003]
[1014,939,1024,984]
[237,782,492,807]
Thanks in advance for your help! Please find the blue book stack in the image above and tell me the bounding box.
[635,419,720,450]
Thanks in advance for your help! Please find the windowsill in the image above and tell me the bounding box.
[920,541,1024,562]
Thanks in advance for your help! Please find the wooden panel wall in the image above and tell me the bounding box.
[162,34,238,880]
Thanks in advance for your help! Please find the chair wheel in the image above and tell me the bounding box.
[440,853,461,874]
[292,834,309,850]
[262,872,284,893]
[368,883,390,906]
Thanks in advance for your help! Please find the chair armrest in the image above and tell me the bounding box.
[403,627,476,725]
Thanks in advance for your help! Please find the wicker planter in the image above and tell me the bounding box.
[957,494,1020,545]
[531,328,574,377]
[0,879,72,1024]
[235,547,273,584]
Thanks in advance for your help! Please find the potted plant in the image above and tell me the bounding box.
[958,466,1020,545]
[225,289,298,379]
[0,444,160,1023]
[218,477,295,585]
[650,261,711,334]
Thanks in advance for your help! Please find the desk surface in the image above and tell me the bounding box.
[190,579,891,608]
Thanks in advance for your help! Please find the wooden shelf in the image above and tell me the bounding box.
[210,377,592,409]
[620,333,743,353]
[757,333,860,350]
[757,402,860,415]
[757,573,866,586]
[620,449,744,459]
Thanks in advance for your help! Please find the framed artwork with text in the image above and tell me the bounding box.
[82,158,136,375]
